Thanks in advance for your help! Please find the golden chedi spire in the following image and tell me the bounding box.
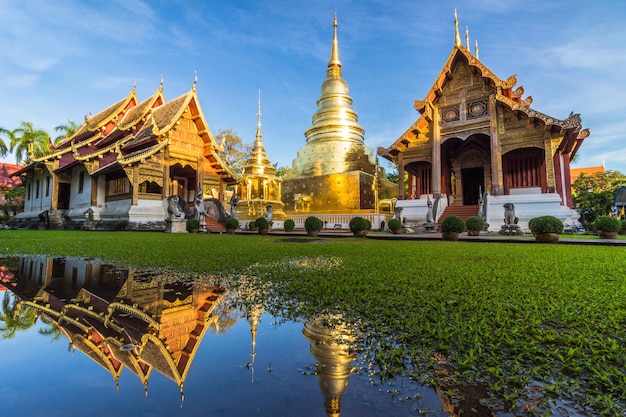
[246,90,272,171]
[290,13,376,179]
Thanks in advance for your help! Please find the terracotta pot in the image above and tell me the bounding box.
[467,230,480,236]
[392,229,402,234]
[258,228,269,235]
[189,229,199,234]
[353,230,368,238]
[226,229,236,234]
[598,231,618,239]
[441,232,459,241]
[534,233,559,243]
[307,230,319,237]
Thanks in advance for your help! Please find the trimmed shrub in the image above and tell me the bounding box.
[621,219,626,231]
[465,216,484,232]
[255,216,270,230]
[304,216,323,231]
[248,220,257,230]
[226,218,239,230]
[528,216,564,234]
[594,215,620,232]
[388,218,403,232]
[186,218,200,230]
[349,216,371,233]
[441,216,465,233]
[283,219,295,232]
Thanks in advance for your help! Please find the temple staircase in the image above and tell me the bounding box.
[437,205,479,231]
[204,217,226,233]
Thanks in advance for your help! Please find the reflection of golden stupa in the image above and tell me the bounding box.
[283,15,395,214]
[302,315,356,417]
[237,92,286,220]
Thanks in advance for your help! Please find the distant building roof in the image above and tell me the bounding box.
[570,165,605,179]
[0,163,23,189]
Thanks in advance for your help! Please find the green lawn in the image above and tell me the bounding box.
[2,230,625,415]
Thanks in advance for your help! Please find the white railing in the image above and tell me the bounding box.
[289,213,388,231]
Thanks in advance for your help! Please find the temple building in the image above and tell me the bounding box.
[283,15,396,217]
[378,12,588,231]
[11,79,236,231]
[235,93,286,222]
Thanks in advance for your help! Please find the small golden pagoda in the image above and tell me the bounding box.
[236,92,286,220]
[283,15,396,214]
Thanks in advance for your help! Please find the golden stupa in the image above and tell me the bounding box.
[283,15,396,214]
[236,92,286,220]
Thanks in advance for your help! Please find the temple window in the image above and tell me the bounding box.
[35,179,40,199]
[45,176,50,197]
[78,171,85,194]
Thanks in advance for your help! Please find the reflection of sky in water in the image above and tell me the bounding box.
[0,257,445,417]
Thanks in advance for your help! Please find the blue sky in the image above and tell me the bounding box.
[1,0,625,173]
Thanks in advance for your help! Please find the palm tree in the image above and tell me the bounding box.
[38,314,63,343]
[0,292,37,340]
[8,121,52,164]
[0,127,12,157]
[54,119,80,144]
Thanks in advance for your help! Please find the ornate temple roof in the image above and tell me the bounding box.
[379,11,589,160]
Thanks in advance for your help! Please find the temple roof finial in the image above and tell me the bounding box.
[192,71,197,91]
[475,39,479,59]
[327,12,342,78]
[454,9,461,48]
[160,74,164,90]
[465,26,469,49]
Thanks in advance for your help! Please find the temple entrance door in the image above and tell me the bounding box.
[58,183,71,210]
[461,167,483,205]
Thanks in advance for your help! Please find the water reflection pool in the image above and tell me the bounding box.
[0,256,447,417]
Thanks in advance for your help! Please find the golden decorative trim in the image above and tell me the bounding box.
[117,139,168,165]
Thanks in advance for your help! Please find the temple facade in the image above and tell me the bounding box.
[11,80,236,231]
[283,15,396,216]
[378,13,588,231]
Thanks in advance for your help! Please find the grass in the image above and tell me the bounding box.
[2,230,625,415]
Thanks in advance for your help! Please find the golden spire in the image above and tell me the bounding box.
[465,26,469,49]
[475,39,479,59]
[454,9,461,48]
[255,89,262,143]
[160,74,164,91]
[192,70,197,92]
[327,12,342,78]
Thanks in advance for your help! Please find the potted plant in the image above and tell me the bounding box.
[620,219,626,235]
[284,219,295,232]
[594,215,620,239]
[349,216,371,238]
[248,220,257,231]
[186,218,200,233]
[387,218,403,234]
[304,216,323,237]
[465,216,484,236]
[225,218,239,234]
[255,216,270,235]
[440,215,465,241]
[528,215,563,243]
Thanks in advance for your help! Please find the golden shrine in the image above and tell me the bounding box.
[235,92,286,221]
[282,15,396,215]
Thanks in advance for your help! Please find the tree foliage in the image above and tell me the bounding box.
[572,170,626,227]
[0,122,52,165]
[54,120,80,143]
[214,129,251,178]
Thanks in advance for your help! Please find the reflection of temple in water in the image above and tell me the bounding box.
[303,315,356,417]
[1,256,226,397]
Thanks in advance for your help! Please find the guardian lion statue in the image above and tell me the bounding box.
[503,203,519,225]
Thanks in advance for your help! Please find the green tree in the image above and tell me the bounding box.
[0,293,37,340]
[54,119,80,144]
[572,170,626,227]
[0,127,9,157]
[274,164,293,179]
[215,129,252,178]
[6,122,52,165]
[37,315,63,343]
